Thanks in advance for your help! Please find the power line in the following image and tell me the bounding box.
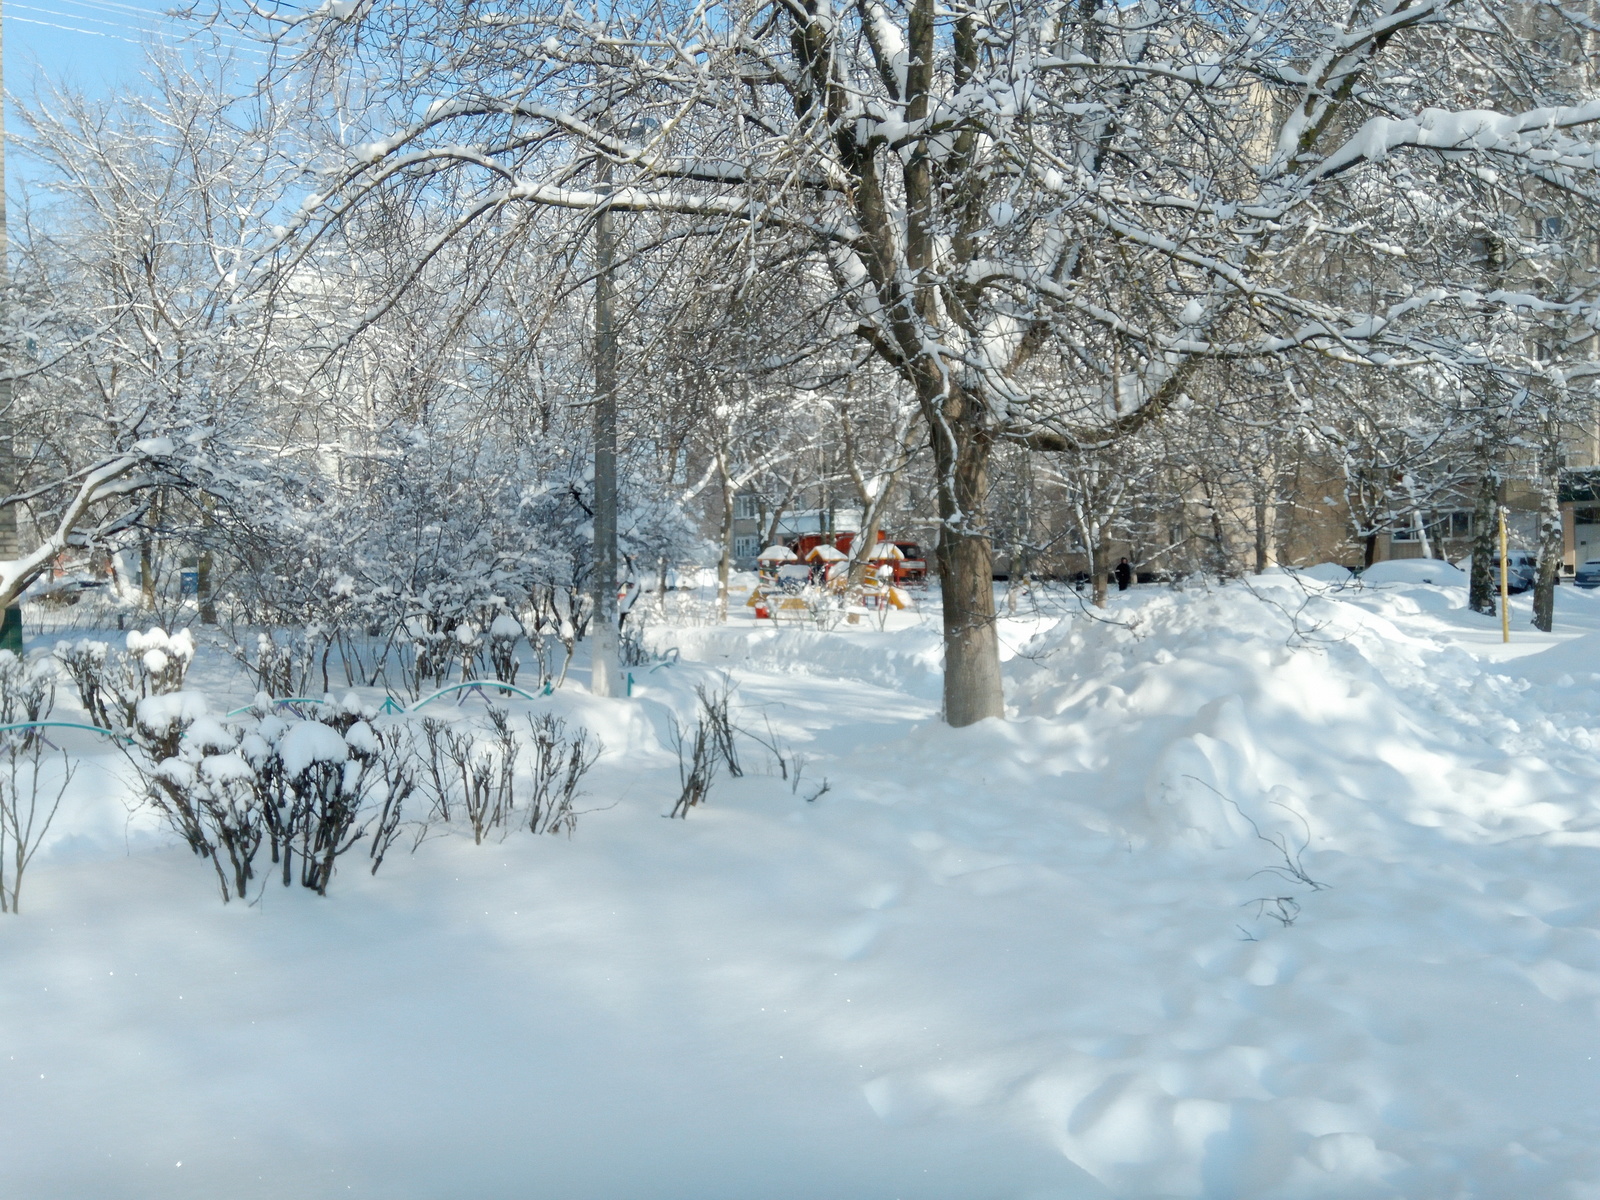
[7,12,140,42]
[7,2,269,58]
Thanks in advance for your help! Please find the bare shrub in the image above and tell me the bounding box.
[0,737,72,913]
[669,677,811,817]
[412,711,513,844]
[669,714,716,818]
[397,615,454,698]
[415,717,459,824]
[618,625,653,668]
[412,707,597,842]
[523,712,598,836]
[458,707,515,844]
[1182,776,1328,933]
[131,689,596,901]
[231,629,320,698]
[695,678,741,778]
[137,695,260,901]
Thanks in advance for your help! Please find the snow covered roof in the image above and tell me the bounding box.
[867,542,904,559]
[807,545,846,561]
[758,545,797,561]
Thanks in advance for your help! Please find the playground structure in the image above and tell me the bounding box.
[788,531,928,585]
[750,540,915,624]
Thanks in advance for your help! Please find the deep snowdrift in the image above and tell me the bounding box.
[6,577,1600,1199]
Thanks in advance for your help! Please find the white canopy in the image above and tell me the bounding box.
[867,541,905,560]
[807,544,847,562]
[758,545,798,562]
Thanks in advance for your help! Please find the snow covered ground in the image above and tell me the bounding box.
[7,574,1600,1199]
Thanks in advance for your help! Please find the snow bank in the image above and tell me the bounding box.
[10,579,1600,1198]
[644,621,948,699]
[1358,558,1466,586]
[1270,561,1352,583]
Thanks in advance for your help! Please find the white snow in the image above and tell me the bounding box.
[10,579,1600,1196]
[1358,558,1467,586]
[1266,561,1352,583]
[134,690,211,736]
[276,719,350,776]
[344,719,380,757]
[181,715,236,756]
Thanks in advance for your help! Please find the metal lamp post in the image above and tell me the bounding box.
[588,118,653,698]
[0,8,21,655]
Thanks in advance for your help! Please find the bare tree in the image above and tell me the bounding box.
[250,0,1600,723]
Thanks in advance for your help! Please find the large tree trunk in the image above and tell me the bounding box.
[1254,462,1277,573]
[139,529,156,610]
[196,496,217,624]
[715,458,733,622]
[196,550,216,624]
[1469,464,1499,615]
[927,404,1002,727]
[1533,431,1564,633]
[1090,533,1109,608]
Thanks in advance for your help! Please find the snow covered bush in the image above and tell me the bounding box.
[135,693,260,902]
[131,690,599,900]
[0,652,56,747]
[232,628,324,700]
[132,691,417,900]
[487,612,522,685]
[53,629,193,731]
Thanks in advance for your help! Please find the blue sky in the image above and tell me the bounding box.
[6,1,265,94]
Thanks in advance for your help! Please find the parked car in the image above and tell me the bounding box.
[1454,551,1538,593]
[29,576,110,607]
[1576,560,1600,589]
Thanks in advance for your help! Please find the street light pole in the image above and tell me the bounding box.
[588,120,656,698]
[0,6,21,655]
[588,152,621,697]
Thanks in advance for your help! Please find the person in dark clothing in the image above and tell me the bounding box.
[1114,557,1133,591]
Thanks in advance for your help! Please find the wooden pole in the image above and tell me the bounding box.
[1499,506,1510,644]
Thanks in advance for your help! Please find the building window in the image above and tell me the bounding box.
[1538,215,1565,241]
[733,535,760,559]
[732,493,761,520]
[1394,511,1472,541]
